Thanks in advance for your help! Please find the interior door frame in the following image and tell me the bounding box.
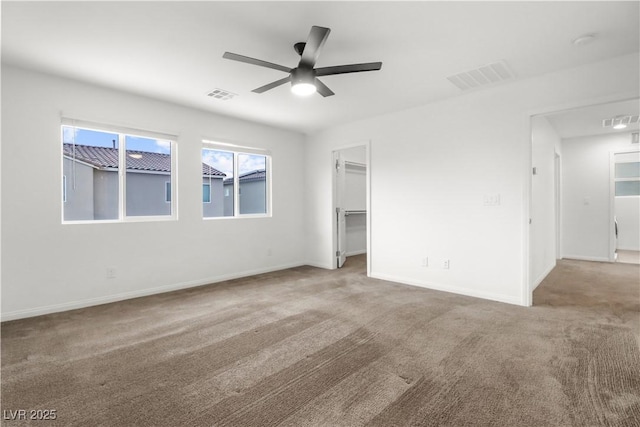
[334,150,347,268]
[555,151,562,260]
[331,140,371,276]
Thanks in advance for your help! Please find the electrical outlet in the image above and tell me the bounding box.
[421,257,428,267]
[267,248,272,256]
[443,259,450,270]
[106,267,116,279]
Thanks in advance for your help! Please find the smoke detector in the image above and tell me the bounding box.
[572,34,596,46]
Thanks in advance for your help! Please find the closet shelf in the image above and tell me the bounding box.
[345,161,366,169]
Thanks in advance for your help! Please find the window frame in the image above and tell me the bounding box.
[202,140,272,220]
[61,119,178,224]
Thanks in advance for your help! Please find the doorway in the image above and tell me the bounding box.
[529,98,640,303]
[332,144,370,273]
[612,149,640,264]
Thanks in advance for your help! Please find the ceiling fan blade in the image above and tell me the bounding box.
[299,26,331,69]
[315,62,383,77]
[252,76,291,93]
[314,78,334,97]
[223,52,291,73]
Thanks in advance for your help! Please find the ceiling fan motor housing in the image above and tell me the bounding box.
[291,67,316,85]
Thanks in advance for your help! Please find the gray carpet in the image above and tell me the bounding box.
[2,256,639,426]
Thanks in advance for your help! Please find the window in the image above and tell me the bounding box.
[202,184,211,203]
[202,148,233,217]
[615,161,640,196]
[62,121,176,222]
[238,153,267,214]
[202,142,270,218]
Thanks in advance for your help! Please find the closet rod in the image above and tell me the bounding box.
[345,210,367,216]
[344,161,366,168]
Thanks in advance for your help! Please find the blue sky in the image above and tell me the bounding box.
[62,126,170,154]
[63,126,265,177]
[202,148,266,179]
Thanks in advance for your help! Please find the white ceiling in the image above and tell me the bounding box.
[2,1,639,134]
[545,98,640,139]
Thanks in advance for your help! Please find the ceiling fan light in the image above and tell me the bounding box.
[291,82,316,96]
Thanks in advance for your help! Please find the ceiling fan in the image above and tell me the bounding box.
[222,26,382,97]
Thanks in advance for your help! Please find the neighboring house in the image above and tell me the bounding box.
[63,143,225,220]
[223,169,267,215]
[202,163,226,218]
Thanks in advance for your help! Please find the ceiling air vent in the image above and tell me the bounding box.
[447,60,515,91]
[206,88,237,101]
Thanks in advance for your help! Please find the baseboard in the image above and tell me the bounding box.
[531,262,556,292]
[346,250,367,257]
[562,255,612,263]
[369,271,524,306]
[617,247,640,251]
[304,260,334,270]
[1,262,306,322]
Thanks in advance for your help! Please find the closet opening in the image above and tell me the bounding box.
[332,144,370,274]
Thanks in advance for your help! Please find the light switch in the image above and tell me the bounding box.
[483,194,501,206]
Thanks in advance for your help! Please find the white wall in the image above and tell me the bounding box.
[1,65,307,320]
[562,132,638,261]
[305,53,639,306]
[530,116,561,289]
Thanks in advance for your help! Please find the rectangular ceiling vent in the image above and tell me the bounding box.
[447,60,515,91]
[602,115,640,128]
[207,88,237,101]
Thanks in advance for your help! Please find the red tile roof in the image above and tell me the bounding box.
[63,143,225,177]
[224,169,266,184]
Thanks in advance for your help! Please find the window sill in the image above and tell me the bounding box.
[202,214,271,221]
[62,216,177,225]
